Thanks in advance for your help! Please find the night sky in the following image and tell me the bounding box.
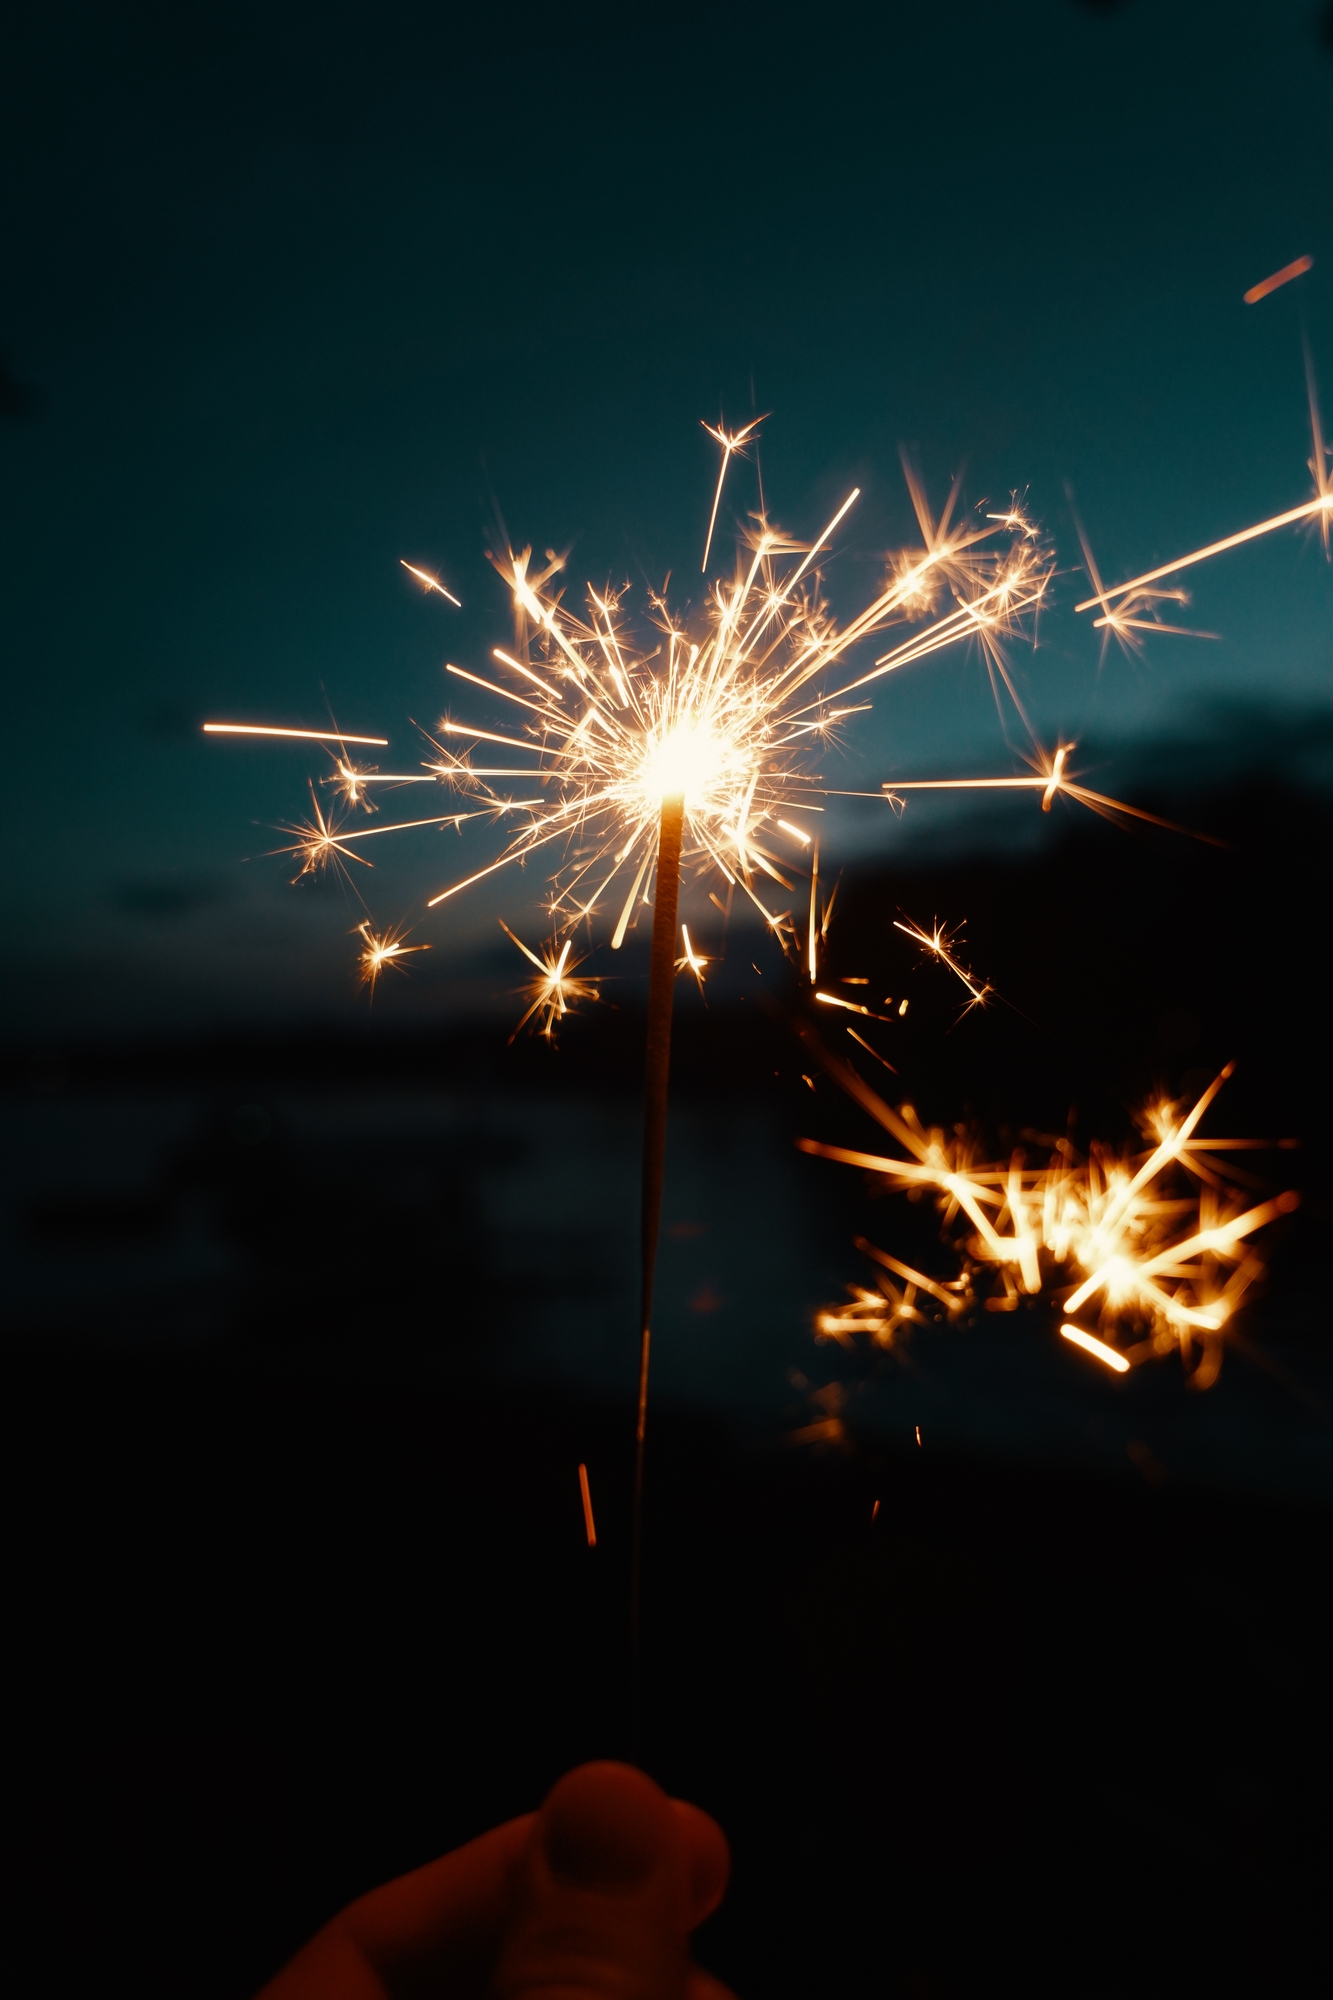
[2,0,1330,1036]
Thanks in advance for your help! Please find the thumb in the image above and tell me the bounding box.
[491,1761,728,2000]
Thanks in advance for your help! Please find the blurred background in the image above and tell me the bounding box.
[2,2,1331,1994]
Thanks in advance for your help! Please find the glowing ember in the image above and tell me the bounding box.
[578,1462,597,1547]
[1243,254,1313,305]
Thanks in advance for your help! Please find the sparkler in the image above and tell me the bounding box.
[800,1039,1298,1390]
[208,430,1062,1698]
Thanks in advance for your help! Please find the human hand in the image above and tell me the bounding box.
[256,1759,735,1999]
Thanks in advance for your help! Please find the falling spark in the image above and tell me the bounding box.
[1243,254,1313,305]
[204,722,389,746]
[871,1499,880,1520]
[578,1462,597,1546]
[801,1044,1298,1388]
[401,559,462,606]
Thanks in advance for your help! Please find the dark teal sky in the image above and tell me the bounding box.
[2,0,1330,1034]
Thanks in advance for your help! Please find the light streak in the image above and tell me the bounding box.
[203,723,389,746]
[578,1462,597,1547]
[815,990,894,1022]
[1243,254,1312,305]
[1075,352,1332,608]
[1060,1325,1130,1373]
[1073,496,1332,612]
[802,1042,1298,1387]
[700,416,764,572]
[677,924,708,992]
[401,559,461,606]
[893,918,990,1012]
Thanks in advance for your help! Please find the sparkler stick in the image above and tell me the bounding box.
[631,791,685,1682]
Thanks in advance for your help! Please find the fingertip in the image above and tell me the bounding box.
[686,1966,739,2000]
[541,1761,674,1890]
[671,1799,731,1926]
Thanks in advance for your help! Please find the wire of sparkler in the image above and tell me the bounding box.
[631,793,686,1754]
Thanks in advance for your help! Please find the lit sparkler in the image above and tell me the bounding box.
[800,1041,1298,1389]
[205,413,1265,1667]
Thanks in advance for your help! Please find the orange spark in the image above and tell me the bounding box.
[1243,254,1313,305]
[578,1462,597,1546]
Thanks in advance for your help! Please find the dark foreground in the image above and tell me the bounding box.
[4,1343,1329,2000]
[5,771,1332,1994]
